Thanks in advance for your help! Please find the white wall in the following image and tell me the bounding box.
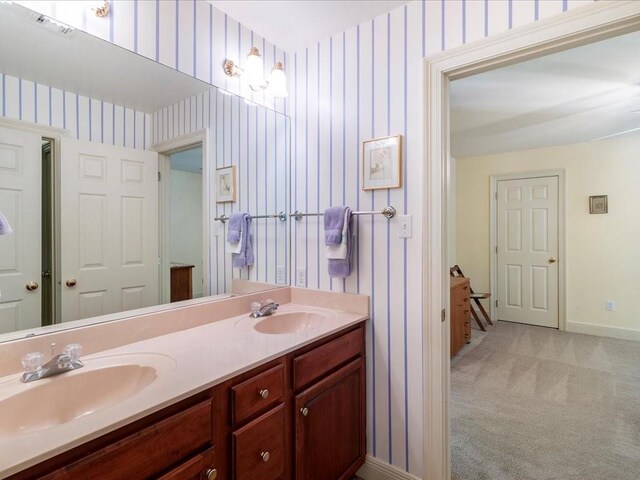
[457,134,640,339]
[170,169,203,298]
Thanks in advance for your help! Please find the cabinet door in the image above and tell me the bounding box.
[295,358,365,480]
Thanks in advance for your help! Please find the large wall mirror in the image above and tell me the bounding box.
[0,3,290,341]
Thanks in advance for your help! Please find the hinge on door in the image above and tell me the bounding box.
[495,246,498,254]
[495,191,498,200]
[158,171,162,182]
[495,300,499,308]
[441,308,446,322]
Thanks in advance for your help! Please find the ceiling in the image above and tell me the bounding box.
[450,30,640,158]
[170,147,203,174]
[210,0,410,53]
[0,3,211,114]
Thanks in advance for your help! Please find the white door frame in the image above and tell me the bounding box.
[152,130,210,302]
[489,170,566,330]
[422,2,640,479]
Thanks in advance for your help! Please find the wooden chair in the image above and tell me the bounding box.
[450,265,493,331]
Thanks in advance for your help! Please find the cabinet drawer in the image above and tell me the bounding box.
[232,364,284,425]
[51,400,213,480]
[233,404,285,480]
[156,447,216,480]
[294,327,364,391]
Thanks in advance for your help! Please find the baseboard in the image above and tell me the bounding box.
[566,321,640,341]
[357,456,422,480]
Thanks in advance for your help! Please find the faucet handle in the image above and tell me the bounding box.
[22,352,45,373]
[250,302,262,316]
[63,344,83,362]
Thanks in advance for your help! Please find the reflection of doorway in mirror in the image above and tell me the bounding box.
[168,146,204,301]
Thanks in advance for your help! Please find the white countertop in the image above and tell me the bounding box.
[0,303,367,479]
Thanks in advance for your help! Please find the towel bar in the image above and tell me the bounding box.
[290,206,396,221]
[214,211,287,223]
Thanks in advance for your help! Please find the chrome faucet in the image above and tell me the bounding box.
[21,344,84,383]
[250,299,279,318]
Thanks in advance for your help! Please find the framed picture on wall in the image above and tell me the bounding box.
[362,135,402,190]
[589,195,608,214]
[216,166,236,203]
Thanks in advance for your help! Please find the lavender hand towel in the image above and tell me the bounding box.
[0,211,11,235]
[328,208,352,278]
[324,206,347,246]
[227,212,245,244]
[232,214,254,268]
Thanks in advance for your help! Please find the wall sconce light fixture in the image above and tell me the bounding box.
[224,47,288,98]
[92,1,109,18]
[0,211,12,235]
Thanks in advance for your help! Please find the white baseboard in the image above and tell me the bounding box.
[357,456,422,480]
[566,321,640,342]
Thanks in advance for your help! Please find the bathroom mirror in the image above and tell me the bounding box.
[0,3,290,341]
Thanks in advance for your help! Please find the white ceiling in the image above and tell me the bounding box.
[450,30,640,158]
[210,0,410,53]
[0,3,211,114]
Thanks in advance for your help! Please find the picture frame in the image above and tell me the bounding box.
[362,135,402,191]
[215,166,236,203]
[589,195,608,214]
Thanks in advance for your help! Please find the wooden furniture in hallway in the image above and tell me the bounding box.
[450,265,493,331]
[170,264,194,302]
[450,276,471,357]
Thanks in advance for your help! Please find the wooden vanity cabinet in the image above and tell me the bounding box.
[9,322,366,480]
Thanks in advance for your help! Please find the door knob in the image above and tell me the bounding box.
[25,281,39,291]
[66,278,77,287]
[548,257,557,264]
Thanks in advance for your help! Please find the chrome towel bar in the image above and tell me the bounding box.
[214,211,287,223]
[290,206,396,221]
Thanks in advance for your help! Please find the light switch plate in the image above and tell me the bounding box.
[296,268,307,287]
[398,215,412,238]
[276,266,286,285]
[605,301,615,311]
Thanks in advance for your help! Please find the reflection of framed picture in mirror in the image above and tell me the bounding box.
[589,195,608,214]
[362,135,402,190]
[216,166,236,203]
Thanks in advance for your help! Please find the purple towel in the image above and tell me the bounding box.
[232,214,254,268]
[328,208,352,278]
[227,212,245,244]
[0,211,12,235]
[324,206,347,246]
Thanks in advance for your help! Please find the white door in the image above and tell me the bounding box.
[0,126,42,333]
[497,176,559,328]
[60,138,159,322]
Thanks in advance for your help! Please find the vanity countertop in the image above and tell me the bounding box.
[0,295,368,479]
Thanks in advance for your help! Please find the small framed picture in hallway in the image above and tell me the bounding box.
[216,166,236,203]
[362,135,402,190]
[589,195,608,214]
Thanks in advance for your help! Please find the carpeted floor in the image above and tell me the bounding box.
[451,321,640,480]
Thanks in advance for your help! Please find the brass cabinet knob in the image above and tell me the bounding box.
[300,407,309,417]
[25,281,39,291]
[260,451,270,462]
[66,278,77,287]
[548,257,557,264]
[259,389,269,399]
[206,468,217,480]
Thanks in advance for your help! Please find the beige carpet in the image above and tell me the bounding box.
[451,321,640,480]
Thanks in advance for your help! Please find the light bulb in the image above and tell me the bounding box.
[269,62,288,98]
[244,47,266,91]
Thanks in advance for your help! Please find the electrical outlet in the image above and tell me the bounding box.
[398,214,412,238]
[296,268,307,287]
[605,301,615,311]
[276,266,286,285]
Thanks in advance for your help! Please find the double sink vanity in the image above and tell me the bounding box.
[0,287,368,480]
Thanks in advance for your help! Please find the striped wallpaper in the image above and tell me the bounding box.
[153,88,289,296]
[7,1,597,478]
[289,0,593,476]
[0,72,151,149]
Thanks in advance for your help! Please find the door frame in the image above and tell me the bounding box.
[422,2,640,479]
[151,130,210,303]
[489,170,566,330]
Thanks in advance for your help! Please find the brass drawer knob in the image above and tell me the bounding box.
[206,468,217,480]
[300,407,309,417]
[260,451,270,462]
[259,389,269,399]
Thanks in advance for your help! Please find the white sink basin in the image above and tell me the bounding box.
[0,353,174,436]
[253,311,325,334]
